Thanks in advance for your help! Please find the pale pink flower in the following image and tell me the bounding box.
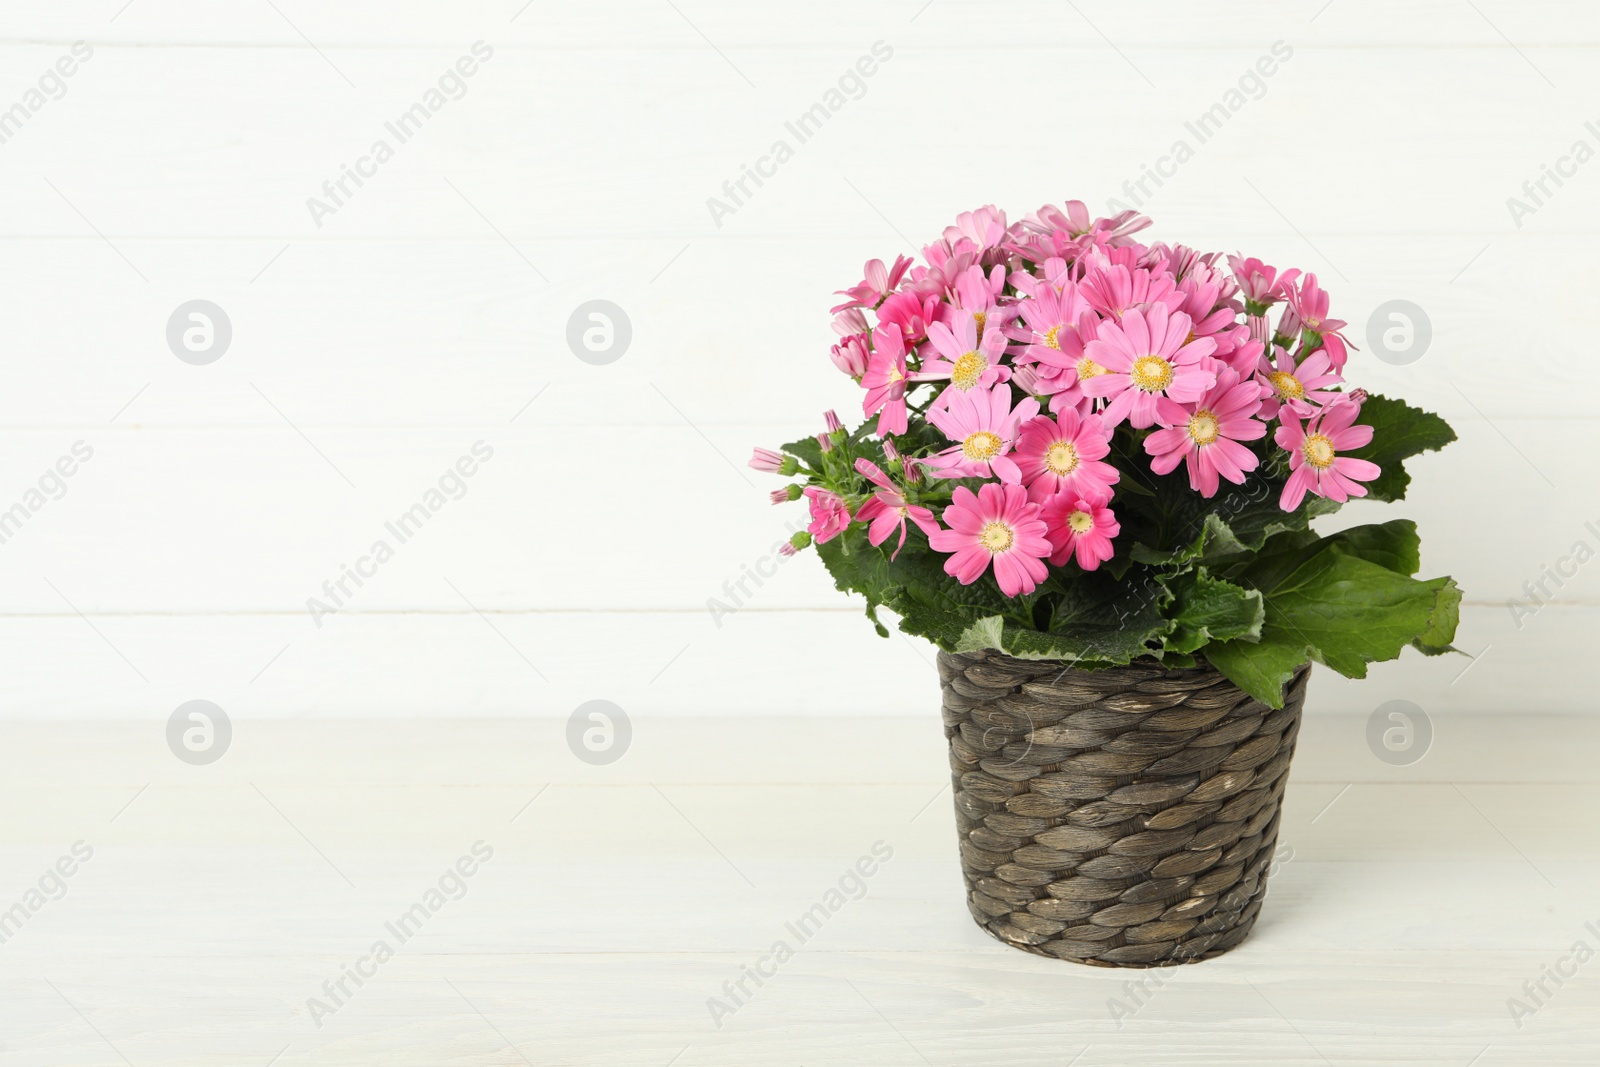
[1144,368,1266,497]
[832,308,869,337]
[1041,494,1119,571]
[915,310,1012,398]
[943,205,1010,256]
[853,458,938,560]
[862,324,910,436]
[830,331,870,379]
[1228,256,1299,310]
[803,487,851,543]
[1013,410,1119,504]
[1257,345,1343,419]
[928,483,1052,596]
[1082,304,1218,429]
[749,447,785,473]
[1012,201,1152,263]
[1080,263,1182,320]
[925,384,1039,483]
[1275,397,1380,511]
[831,255,913,313]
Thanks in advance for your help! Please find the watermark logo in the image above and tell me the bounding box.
[305,442,495,628]
[1507,916,1600,1029]
[0,42,93,149]
[566,300,632,365]
[306,841,494,1027]
[706,841,894,1028]
[0,841,94,946]
[567,700,631,765]
[1507,519,1600,630]
[1365,299,1431,366]
[1506,120,1600,229]
[306,42,495,228]
[0,440,94,548]
[705,41,894,228]
[1107,41,1293,212]
[1366,699,1431,766]
[167,700,231,765]
[167,300,232,365]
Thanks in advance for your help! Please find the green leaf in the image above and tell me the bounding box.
[1348,394,1456,502]
[1208,539,1462,707]
[1163,570,1264,654]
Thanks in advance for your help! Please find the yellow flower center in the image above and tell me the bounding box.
[1303,433,1336,470]
[962,430,1003,461]
[1187,409,1220,446]
[886,365,904,383]
[980,520,1014,552]
[1067,509,1094,534]
[951,351,986,389]
[1045,440,1080,475]
[1044,324,1062,350]
[1268,371,1304,400]
[973,310,988,334]
[1130,355,1174,393]
[1076,357,1105,381]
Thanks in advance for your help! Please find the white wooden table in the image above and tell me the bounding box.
[1,714,1595,1065]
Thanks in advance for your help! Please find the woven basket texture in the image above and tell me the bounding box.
[938,649,1309,966]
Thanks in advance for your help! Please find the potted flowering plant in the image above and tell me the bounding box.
[751,201,1459,966]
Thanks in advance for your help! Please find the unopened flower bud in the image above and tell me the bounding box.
[749,447,785,473]
[824,409,843,433]
[816,432,833,453]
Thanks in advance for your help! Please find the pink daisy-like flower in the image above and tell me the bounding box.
[1143,368,1267,497]
[1082,304,1218,429]
[1174,273,1246,366]
[1040,494,1119,571]
[1275,397,1381,511]
[853,458,939,560]
[951,263,1012,339]
[831,255,913,313]
[915,310,1012,398]
[1257,344,1344,419]
[1013,410,1120,504]
[925,384,1040,483]
[1007,283,1091,367]
[803,487,851,543]
[1287,273,1352,370]
[927,483,1051,596]
[862,324,910,436]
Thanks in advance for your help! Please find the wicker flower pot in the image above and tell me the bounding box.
[938,649,1309,966]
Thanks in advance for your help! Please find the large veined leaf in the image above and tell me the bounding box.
[1207,532,1461,707]
[1162,570,1264,654]
[1347,394,1457,502]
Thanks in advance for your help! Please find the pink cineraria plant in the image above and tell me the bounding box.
[745,197,1458,702]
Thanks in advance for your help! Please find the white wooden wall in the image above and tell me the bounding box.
[1,0,1595,717]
